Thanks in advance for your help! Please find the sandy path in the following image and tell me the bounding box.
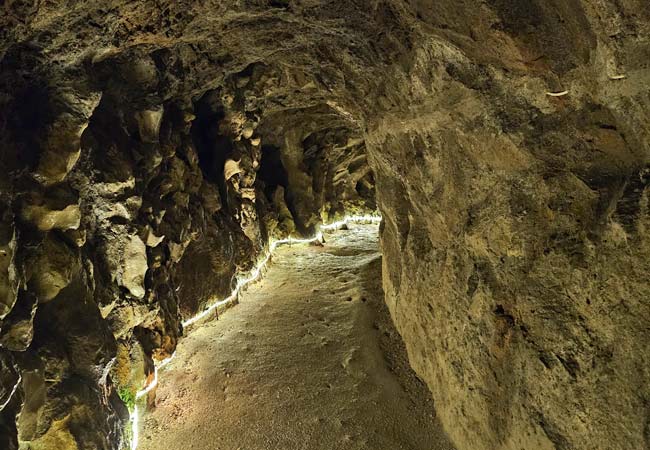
[139,224,455,450]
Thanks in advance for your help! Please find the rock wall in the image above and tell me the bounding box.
[366,2,650,450]
[1,1,649,450]
[0,6,376,447]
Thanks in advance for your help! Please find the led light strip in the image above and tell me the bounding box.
[0,374,22,412]
[134,353,176,401]
[128,353,177,450]
[129,214,381,450]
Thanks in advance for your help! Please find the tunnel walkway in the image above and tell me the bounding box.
[139,224,454,450]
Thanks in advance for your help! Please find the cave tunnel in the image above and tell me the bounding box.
[1,2,650,450]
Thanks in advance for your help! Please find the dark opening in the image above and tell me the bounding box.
[258,144,289,202]
[356,172,375,201]
[191,91,233,210]
[0,45,54,173]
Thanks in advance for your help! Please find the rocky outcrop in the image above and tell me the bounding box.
[0,1,648,450]
[366,3,650,450]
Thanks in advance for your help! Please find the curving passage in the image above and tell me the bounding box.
[2,2,650,450]
[138,223,454,450]
[129,216,381,450]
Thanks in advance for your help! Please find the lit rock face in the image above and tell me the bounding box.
[367,3,650,450]
[0,1,648,450]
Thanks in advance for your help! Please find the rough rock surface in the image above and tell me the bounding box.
[0,1,649,450]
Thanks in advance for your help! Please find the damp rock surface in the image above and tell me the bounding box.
[140,224,454,450]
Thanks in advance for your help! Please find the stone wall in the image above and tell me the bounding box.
[366,2,650,449]
[0,10,375,446]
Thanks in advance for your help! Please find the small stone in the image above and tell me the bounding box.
[27,235,77,303]
[35,146,82,186]
[224,159,242,181]
[21,203,81,232]
[240,188,256,201]
[221,94,234,106]
[143,226,165,247]
[134,108,164,143]
[241,126,254,139]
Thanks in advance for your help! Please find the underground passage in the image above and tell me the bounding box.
[1,2,650,450]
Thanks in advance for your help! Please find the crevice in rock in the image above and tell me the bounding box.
[258,144,289,202]
[191,93,230,201]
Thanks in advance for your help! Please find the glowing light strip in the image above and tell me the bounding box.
[0,374,22,412]
[182,215,380,329]
[129,214,381,450]
[135,353,176,400]
[130,405,139,450]
[129,352,175,450]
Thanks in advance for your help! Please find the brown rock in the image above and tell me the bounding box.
[104,230,148,299]
[21,203,80,232]
[134,108,164,144]
[0,212,18,320]
[26,235,77,303]
[0,291,38,351]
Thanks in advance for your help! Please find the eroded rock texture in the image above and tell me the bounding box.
[0,1,649,450]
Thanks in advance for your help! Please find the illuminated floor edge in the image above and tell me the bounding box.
[129,215,381,450]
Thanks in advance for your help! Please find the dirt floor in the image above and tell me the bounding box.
[139,224,455,450]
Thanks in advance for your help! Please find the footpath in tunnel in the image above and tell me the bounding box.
[139,224,455,450]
